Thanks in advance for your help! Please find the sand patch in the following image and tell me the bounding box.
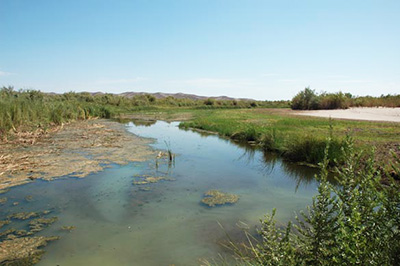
[295,107,400,122]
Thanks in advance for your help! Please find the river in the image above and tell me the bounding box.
[0,120,319,265]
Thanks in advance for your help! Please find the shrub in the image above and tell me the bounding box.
[204,98,215,106]
[291,87,320,110]
[230,138,400,265]
[291,88,400,109]
[291,88,350,110]
[319,92,349,109]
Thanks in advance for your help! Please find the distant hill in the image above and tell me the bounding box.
[88,91,256,101]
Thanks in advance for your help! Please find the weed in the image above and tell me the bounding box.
[223,138,400,265]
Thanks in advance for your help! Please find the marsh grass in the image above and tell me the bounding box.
[179,109,400,167]
[283,137,346,166]
[164,141,174,162]
[0,88,121,137]
[0,87,288,138]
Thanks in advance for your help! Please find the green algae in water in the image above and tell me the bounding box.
[201,190,239,207]
[60,226,76,232]
[29,217,59,233]
[0,220,10,229]
[138,186,152,191]
[133,176,175,185]
[7,212,41,220]
[1,121,319,266]
[0,236,60,265]
[25,195,34,202]
[0,197,7,204]
[1,228,33,241]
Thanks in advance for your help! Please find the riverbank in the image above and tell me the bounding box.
[177,108,400,168]
[0,119,155,191]
[2,107,399,190]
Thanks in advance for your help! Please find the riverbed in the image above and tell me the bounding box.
[0,120,319,265]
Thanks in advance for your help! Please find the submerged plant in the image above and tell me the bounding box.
[133,176,175,185]
[164,141,174,162]
[29,217,59,233]
[201,190,239,207]
[60,226,76,232]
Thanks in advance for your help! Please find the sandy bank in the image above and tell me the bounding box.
[0,119,155,191]
[295,107,400,123]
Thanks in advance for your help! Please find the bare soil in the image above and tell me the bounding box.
[295,107,400,123]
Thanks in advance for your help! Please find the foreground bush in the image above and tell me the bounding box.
[231,138,400,265]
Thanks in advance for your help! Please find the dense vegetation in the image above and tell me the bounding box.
[0,86,288,138]
[1,86,400,264]
[291,87,400,110]
[179,108,400,167]
[3,85,399,167]
[228,139,400,265]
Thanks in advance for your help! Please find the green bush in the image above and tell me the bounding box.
[291,87,320,110]
[291,88,350,110]
[204,98,215,106]
[319,92,349,109]
[291,88,400,110]
[230,138,400,265]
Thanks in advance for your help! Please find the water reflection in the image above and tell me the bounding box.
[0,119,322,266]
[233,139,337,188]
[130,119,157,127]
[182,126,319,188]
[114,117,157,127]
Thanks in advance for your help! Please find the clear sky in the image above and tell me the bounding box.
[0,0,399,100]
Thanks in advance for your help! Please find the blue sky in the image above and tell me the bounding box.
[0,0,399,100]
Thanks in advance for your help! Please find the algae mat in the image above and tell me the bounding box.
[0,119,155,190]
[1,120,319,265]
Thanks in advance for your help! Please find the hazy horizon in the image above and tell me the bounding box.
[1,0,399,101]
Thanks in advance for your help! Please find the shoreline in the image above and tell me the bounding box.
[0,119,156,191]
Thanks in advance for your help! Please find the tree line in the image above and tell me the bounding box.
[291,87,400,110]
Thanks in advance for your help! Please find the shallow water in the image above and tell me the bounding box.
[0,121,319,265]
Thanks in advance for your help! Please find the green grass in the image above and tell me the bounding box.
[178,108,400,166]
[3,87,399,167]
[0,87,288,138]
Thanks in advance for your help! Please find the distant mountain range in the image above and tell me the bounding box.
[89,91,256,101]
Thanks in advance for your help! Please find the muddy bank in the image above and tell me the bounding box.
[0,119,155,191]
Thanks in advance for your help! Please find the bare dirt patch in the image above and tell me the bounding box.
[295,107,400,123]
[0,119,155,190]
